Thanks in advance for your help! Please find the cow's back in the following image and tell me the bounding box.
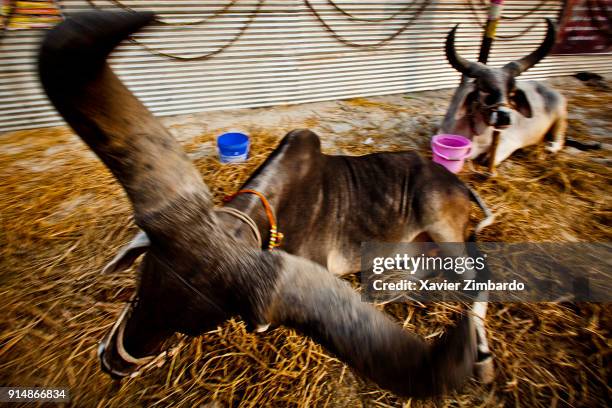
[520,80,566,117]
[327,151,468,235]
[240,129,468,274]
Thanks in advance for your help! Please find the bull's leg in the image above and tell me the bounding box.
[463,237,494,384]
[472,300,494,383]
[545,117,567,154]
[492,136,523,166]
[425,224,494,384]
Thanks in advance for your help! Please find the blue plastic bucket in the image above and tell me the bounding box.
[217,132,249,163]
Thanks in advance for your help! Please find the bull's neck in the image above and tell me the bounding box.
[218,182,283,249]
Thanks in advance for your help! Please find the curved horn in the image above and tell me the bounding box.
[503,18,557,76]
[269,253,477,397]
[445,24,486,77]
[38,12,209,220]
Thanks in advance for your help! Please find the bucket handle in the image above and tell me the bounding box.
[432,145,471,161]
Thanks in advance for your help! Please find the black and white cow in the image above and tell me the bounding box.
[441,19,568,166]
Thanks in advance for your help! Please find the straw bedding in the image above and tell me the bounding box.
[0,77,610,407]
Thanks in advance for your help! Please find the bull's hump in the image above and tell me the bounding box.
[283,129,322,155]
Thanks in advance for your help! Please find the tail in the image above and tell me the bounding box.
[38,11,209,220]
[467,187,494,237]
[269,253,477,398]
[38,11,155,87]
[565,137,602,151]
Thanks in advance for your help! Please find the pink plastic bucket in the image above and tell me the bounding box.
[431,134,472,173]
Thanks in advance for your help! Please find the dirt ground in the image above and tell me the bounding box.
[0,75,610,407]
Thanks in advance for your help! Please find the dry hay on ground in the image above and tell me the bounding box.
[0,81,610,407]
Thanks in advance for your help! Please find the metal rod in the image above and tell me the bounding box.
[482,1,503,174]
[488,129,501,174]
[478,0,504,63]
[462,0,504,83]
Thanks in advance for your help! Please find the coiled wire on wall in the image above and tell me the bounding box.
[83,0,263,60]
[303,0,430,48]
[0,1,567,55]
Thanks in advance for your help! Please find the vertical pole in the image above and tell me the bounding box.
[478,0,504,64]
[488,129,501,174]
[481,1,503,174]
[461,0,504,84]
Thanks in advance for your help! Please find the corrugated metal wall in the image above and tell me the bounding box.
[1,0,611,133]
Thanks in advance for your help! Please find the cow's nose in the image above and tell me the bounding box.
[494,109,511,128]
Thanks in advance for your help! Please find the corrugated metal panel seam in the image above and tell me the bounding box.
[1,0,611,133]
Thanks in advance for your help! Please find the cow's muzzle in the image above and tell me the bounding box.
[485,105,512,129]
[98,299,157,379]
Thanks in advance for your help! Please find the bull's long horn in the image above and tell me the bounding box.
[445,25,486,77]
[268,253,477,397]
[503,19,556,76]
[38,11,209,219]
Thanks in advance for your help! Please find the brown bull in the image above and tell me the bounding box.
[39,11,494,398]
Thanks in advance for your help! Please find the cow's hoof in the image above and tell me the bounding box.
[474,356,494,384]
[254,323,270,333]
[545,141,562,153]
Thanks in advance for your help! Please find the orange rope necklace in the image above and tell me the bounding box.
[223,189,284,250]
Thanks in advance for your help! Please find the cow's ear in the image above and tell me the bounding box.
[510,89,532,118]
[102,231,150,274]
[454,87,479,120]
